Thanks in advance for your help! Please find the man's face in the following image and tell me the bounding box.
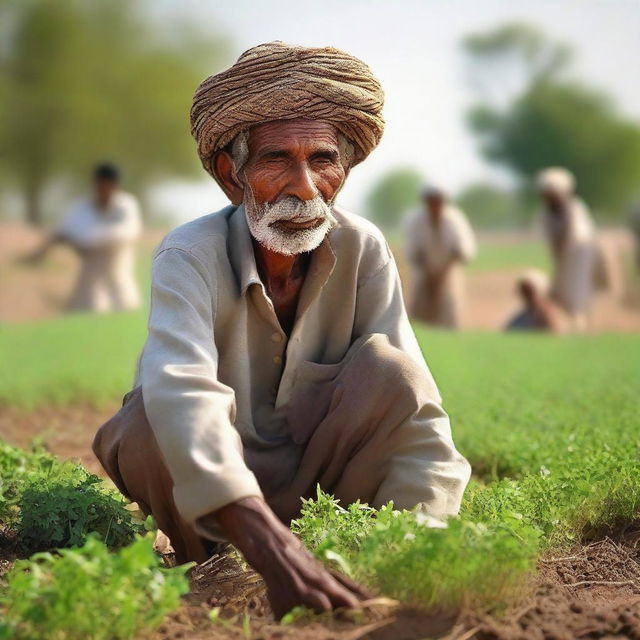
[519,281,536,305]
[541,188,566,213]
[94,178,117,208]
[425,194,444,220]
[239,119,347,255]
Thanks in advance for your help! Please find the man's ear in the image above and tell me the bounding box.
[213,152,245,206]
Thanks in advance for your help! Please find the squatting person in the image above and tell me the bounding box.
[404,185,476,329]
[24,163,142,313]
[93,42,471,617]
[504,269,563,332]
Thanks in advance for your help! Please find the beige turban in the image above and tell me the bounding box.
[536,167,575,196]
[518,269,550,295]
[190,42,385,178]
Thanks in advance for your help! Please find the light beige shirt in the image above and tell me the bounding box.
[539,197,600,315]
[404,204,476,274]
[138,204,452,524]
[57,192,142,312]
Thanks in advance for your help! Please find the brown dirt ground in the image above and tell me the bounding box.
[2,223,640,330]
[0,223,164,323]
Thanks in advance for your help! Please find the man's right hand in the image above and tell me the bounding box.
[216,496,368,618]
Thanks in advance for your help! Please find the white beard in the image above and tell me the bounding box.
[244,192,337,256]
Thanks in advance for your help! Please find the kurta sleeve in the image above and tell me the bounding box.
[139,247,263,524]
[352,246,471,518]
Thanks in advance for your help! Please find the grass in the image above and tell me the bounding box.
[468,241,550,273]
[288,329,640,612]
[1,311,639,620]
[0,310,147,408]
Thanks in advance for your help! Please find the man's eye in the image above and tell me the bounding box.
[312,156,336,166]
[261,157,288,167]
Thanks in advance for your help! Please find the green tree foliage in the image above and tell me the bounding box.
[0,0,228,225]
[463,22,640,217]
[365,167,423,230]
[456,182,524,229]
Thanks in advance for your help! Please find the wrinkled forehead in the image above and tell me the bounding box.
[247,119,340,155]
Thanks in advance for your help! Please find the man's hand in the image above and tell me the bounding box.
[216,496,368,618]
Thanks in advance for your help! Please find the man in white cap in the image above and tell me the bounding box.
[93,43,470,617]
[504,269,563,332]
[536,167,611,330]
[404,185,476,329]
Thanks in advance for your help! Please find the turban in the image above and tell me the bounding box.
[518,269,550,295]
[190,42,385,178]
[537,167,575,197]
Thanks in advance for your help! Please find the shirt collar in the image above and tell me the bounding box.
[228,205,262,295]
[227,204,337,300]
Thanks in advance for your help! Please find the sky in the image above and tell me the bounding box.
[151,0,640,224]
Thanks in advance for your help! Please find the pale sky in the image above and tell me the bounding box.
[151,0,640,224]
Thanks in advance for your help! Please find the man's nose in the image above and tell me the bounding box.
[285,163,319,201]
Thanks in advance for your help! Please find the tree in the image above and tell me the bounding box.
[0,0,228,225]
[456,182,523,229]
[463,22,640,217]
[365,167,423,230]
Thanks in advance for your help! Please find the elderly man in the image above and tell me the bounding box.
[537,167,611,330]
[404,186,476,328]
[93,43,470,617]
[26,163,142,313]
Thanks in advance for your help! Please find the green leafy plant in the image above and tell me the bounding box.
[0,535,190,640]
[0,440,142,551]
[0,440,51,520]
[292,490,538,613]
[16,462,143,551]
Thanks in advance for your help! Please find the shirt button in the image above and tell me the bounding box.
[273,355,282,364]
[271,332,282,343]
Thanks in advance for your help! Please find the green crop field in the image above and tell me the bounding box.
[468,241,550,273]
[1,311,639,637]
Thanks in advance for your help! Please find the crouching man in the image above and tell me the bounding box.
[93,42,470,617]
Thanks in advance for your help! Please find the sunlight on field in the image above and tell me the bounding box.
[469,241,550,273]
[0,311,147,408]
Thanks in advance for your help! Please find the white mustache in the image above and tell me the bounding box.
[259,195,334,225]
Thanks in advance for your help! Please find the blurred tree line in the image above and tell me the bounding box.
[0,0,228,225]
[367,22,640,231]
[463,22,640,219]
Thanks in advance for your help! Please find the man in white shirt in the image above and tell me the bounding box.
[404,186,477,328]
[537,167,612,330]
[93,42,470,617]
[26,163,142,313]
